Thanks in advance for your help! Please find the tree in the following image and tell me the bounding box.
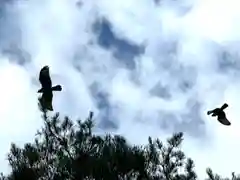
[206,168,240,180]
[0,101,238,180]
[0,102,198,180]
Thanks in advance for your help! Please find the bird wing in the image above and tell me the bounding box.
[52,85,62,91]
[220,103,228,111]
[40,91,53,111]
[39,66,52,89]
[217,113,231,126]
[208,108,219,116]
[207,110,212,115]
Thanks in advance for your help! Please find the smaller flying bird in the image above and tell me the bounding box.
[37,65,62,111]
[207,103,231,126]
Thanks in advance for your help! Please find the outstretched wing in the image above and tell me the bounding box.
[207,108,219,116]
[40,91,53,111]
[217,112,231,126]
[52,85,62,91]
[39,66,52,89]
[207,110,212,115]
[220,103,228,111]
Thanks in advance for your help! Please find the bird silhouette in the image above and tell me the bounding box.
[207,103,230,125]
[37,66,62,111]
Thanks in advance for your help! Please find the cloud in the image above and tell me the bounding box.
[93,17,145,70]
[1,0,240,178]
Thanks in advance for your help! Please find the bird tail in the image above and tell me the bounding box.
[52,85,62,91]
[220,103,228,110]
[39,96,53,111]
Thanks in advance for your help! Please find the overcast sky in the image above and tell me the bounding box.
[0,0,240,178]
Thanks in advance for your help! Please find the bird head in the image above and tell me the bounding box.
[42,65,49,71]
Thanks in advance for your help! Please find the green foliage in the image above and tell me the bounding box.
[0,106,239,180]
[206,168,240,180]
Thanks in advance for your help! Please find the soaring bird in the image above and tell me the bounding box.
[207,103,231,125]
[37,66,62,111]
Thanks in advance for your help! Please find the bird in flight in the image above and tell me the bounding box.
[207,103,231,126]
[37,65,62,111]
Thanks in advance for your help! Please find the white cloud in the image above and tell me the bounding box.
[1,0,240,179]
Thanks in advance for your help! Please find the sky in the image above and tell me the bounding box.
[0,0,240,178]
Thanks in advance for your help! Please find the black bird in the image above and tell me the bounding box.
[207,103,231,125]
[37,65,62,111]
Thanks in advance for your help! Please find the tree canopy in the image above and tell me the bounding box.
[0,105,239,180]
